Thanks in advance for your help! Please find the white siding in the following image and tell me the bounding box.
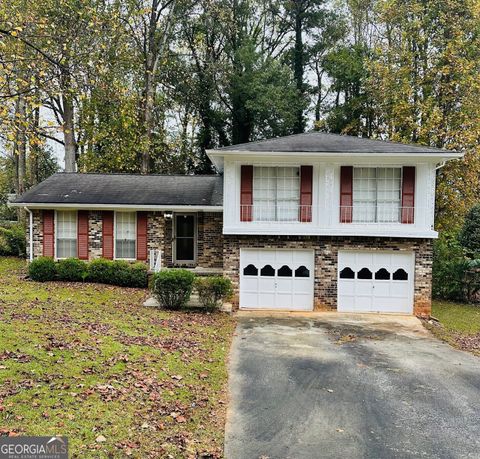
[223,156,438,238]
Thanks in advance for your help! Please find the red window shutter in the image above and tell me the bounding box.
[300,166,313,222]
[240,165,253,222]
[43,210,55,257]
[77,211,89,260]
[102,211,114,259]
[340,166,353,223]
[136,212,148,261]
[401,166,415,224]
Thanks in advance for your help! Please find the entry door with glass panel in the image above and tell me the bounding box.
[174,214,196,263]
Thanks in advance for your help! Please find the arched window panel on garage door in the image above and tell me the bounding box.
[295,266,310,277]
[260,265,275,276]
[375,268,390,280]
[243,264,258,276]
[393,268,408,280]
[339,267,355,279]
[278,265,293,277]
[357,267,373,279]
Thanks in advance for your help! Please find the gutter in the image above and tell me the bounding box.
[24,207,33,262]
[9,203,223,211]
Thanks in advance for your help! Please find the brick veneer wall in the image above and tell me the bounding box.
[223,235,433,317]
[88,211,103,259]
[29,210,223,270]
[30,210,43,258]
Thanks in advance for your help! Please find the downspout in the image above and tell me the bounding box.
[24,207,33,262]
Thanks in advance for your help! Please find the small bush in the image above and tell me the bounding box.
[28,257,56,282]
[111,260,148,288]
[0,225,26,257]
[153,269,195,310]
[195,276,233,310]
[87,258,116,284]
[57,258,87,282]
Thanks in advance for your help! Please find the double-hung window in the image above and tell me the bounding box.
[253,166,300,222]
[56,211,77,258]
[353,167,402,223]
[115,212,136,259]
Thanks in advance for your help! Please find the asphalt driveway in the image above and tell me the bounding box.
[225,314,480,459]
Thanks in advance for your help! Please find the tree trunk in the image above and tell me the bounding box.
[16,96,27,194]
[63,91,77,172]
[29,104,40,186]
[293,1,305,134]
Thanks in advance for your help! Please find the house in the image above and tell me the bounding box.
[10,132,463,316]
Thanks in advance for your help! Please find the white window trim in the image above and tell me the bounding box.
[114,211,137,261]
[173,212,197,264]
[54,210,78,260]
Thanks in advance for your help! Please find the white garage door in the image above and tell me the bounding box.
[240,249,314,311]
[338,251,414,314]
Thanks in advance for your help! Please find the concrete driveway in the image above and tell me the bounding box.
[225,314,480,459]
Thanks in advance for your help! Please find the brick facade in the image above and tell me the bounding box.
[29,210,223,270]
[223,235,433,317]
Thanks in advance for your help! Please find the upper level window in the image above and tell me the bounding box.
[115,212,136,259]
[253,166,300,221]
[56,210,77,259]
[353,167,401,223]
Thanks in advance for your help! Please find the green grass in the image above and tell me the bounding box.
[0,257,236,458]
[432,301,480,335]
[428,300,480,355]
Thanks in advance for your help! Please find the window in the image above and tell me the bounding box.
[393,268,408,281]
[115,212,136,259]
[243,264,258,276]
[357,268,373,279]
[375,268,391,280]
[56,211,77,259]
[260,265,275,276]
[278,265,293,277]
[340,267,355,279]
[295,266,310,278]
[353,168,402,223]
[253,167,300,222]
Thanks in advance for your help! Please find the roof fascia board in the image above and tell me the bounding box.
[207,149,463,159]
[9,203,223,211]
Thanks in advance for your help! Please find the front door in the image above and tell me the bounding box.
[174,214,196,263]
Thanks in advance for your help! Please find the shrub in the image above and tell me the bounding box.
[433,231,469,301]
[28,257,56,282]
[87,258,116,284]
[0,225,26,257]
[57,258,87,282]
[459,204,480,256]
[153,269,195,310]
[195,276,233,310]
[86,258,148,288]
[111,260,148,288]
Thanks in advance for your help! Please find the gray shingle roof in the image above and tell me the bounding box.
[13,173,223,206]
[214,131,448,154]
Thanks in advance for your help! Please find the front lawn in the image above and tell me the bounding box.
[0,257,236,458]
[428,300,480,355]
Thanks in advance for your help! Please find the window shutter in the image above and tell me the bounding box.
[401,166,415,224]
[43,210,55,257]
[300,166,313,222]
[102,211,114,259]
[77,211,89,260]
[136,212,148,261]
[340,166,353,223]
[240,165,253,222]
